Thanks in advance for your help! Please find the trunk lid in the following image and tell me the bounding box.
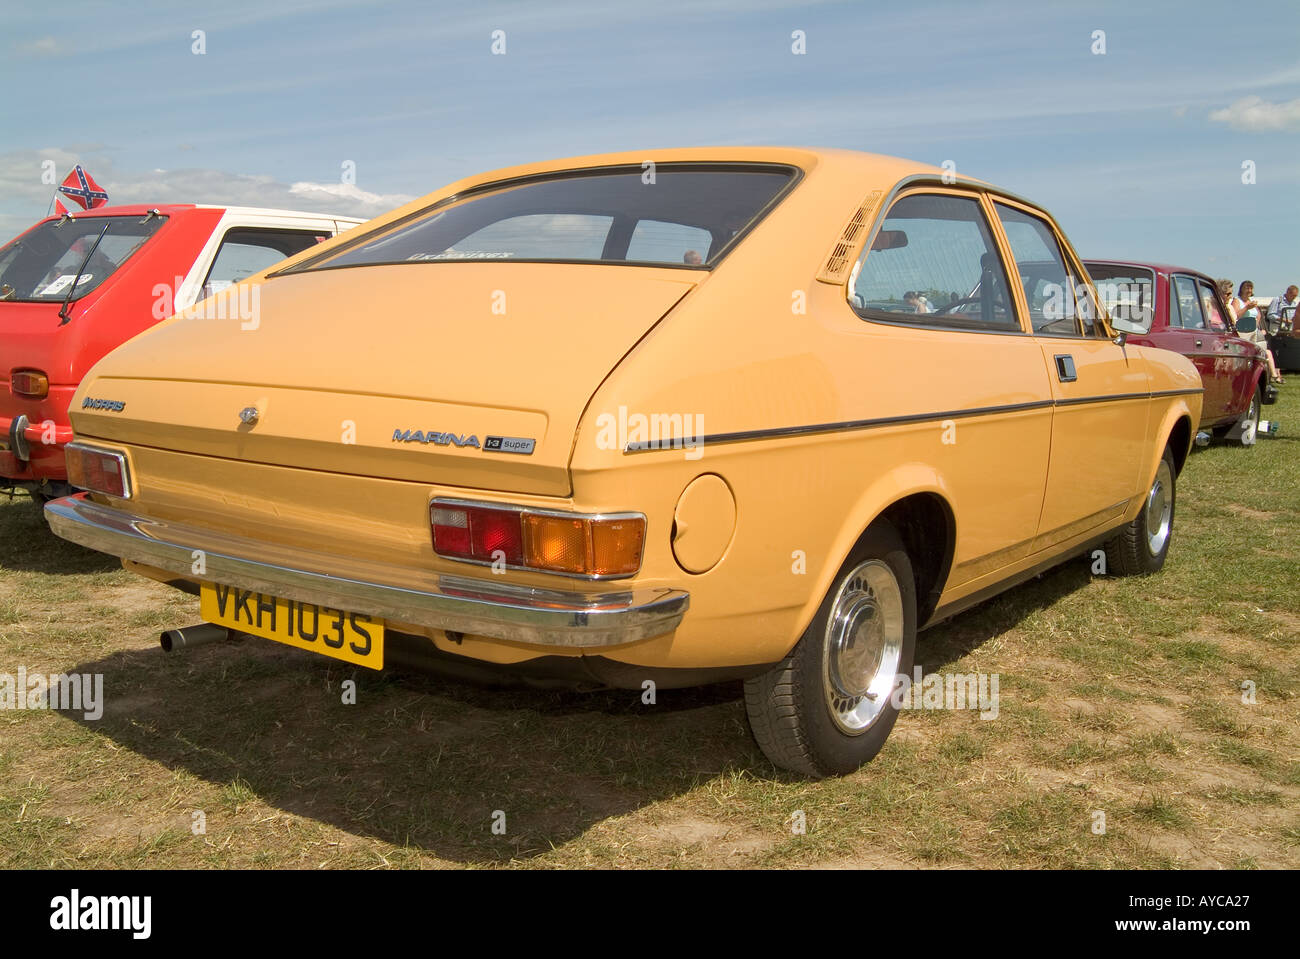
[72,262,695,496]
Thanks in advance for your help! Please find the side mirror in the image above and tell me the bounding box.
[1235,314,1257,334]
[1112,330,1127,347]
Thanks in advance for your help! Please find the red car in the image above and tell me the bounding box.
[1,204,362,499]
[1085,260,1275,445]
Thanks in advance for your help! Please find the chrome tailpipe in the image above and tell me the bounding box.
[1193,431,1212,447]
[160,623,232,653]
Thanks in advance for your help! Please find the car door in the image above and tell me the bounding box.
[990,200,1148,551]
[1196,276,1255,416]
[1168,274,1227,420]
[846,187,1052,584]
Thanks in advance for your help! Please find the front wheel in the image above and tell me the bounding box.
[744,521,917,778]
[1102,447,1176,576]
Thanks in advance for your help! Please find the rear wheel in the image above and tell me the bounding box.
[744,521,917,777]
[1102,447,1176,576]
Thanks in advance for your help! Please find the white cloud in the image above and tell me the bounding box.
[15,36,62,56]
[288,180,415,212]
[1208,96,1300,132]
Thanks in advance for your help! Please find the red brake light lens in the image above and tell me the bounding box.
[10,370,49,398]
[65,443,131,498]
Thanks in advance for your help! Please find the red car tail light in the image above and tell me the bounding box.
[10,370,49,398]
[431,500,644,578]
[65,443,132,498]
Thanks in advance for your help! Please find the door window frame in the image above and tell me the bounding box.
[1170,274,1207,331]
[845,185,1027,335]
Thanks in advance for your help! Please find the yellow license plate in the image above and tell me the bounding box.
[199,583,384,669]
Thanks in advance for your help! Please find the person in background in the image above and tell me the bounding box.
[1231,280,1282,385]
[1267,284,1298,332]
[903,291,931,314]
[1217,279,1235,315]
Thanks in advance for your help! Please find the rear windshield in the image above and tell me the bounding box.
[1085,263,1155,333]
[0,215,167,302]
[284,164,797,273]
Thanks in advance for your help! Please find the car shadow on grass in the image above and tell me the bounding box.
[0,495,120,575]
[56,557,1091,864]
[59,638,759,864]
[916,559,1091,672]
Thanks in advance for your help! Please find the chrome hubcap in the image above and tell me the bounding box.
[1145,459,1173,556]
[822,559,904,734]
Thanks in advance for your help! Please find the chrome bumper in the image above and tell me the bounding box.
[44,494,688,648]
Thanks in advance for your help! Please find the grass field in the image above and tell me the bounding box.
[2,392,1297,869]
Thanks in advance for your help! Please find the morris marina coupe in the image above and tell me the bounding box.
[1085,260,1275,445]
[46,149,1202,776]
[0,204,362,500]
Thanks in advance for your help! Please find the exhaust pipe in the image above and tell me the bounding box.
[1194,430,1212,447]
[160,623,232,652]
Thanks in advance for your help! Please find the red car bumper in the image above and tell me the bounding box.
[0,414,76,482]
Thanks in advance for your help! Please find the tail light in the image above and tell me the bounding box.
[65,442,132,498]
[10,370,49,398]
[431,499,644,578]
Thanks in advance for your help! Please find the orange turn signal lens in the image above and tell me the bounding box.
[588,518,646,576]
[520,514,645,576]
[522,514,589,574]
[10,370,49,398]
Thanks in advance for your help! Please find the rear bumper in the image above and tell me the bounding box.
[0,414,74,481]
[44,494,689,649]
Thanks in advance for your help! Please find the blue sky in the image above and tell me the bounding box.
[3,0,1298,293]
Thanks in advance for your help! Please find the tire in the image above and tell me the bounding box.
[1102,447,1176,576]
[744,520,917,778]
[1234,387,1261,447]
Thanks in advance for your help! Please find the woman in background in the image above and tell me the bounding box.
[1230,280,1282,385]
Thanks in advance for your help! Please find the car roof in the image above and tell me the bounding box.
[1083,258,1214,280]
[35,203,364,225]
[428,146,990,198]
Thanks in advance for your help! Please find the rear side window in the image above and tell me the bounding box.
[1172,275,1205,330]
[0,215,167,302]
[627,220,713,265]
[1086,264,1155,334]
[850,193,1017,330]
[1197,279,1229,332]
[284,164,796,272]
[202,228,329,296]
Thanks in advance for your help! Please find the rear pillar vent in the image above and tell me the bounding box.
[816,190,883,285]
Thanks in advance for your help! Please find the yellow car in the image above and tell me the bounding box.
[46,148,1202,777]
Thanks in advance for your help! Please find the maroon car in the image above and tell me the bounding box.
[1085,260,1275,446]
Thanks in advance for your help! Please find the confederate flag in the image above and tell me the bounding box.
[57,165,109,210]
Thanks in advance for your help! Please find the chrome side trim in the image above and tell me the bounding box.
[624,388,1205,453]
[45,495,687,649]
